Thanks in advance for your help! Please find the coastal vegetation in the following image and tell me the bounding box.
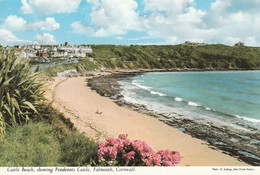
[0,51,44,140]
[87,44,260,70]
[0,51,99,166]
[40,58,99,77]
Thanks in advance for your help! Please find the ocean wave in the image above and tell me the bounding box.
[188,101,201,107]
[132,80,152,91]
[235,115,260,123]
[174,97,183,102]
[150,91,167,96]
[205,107,212,111]
[132,80,166,97]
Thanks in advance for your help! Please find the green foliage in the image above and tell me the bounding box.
[90,44,260,70]
[0,122,61,166]
[0,105,99,167]
[37,102,76,139]
[0,51,44,140]
[40,58,99,76]
[59,134,98,166]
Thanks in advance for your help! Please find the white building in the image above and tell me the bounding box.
[57,44,93,58]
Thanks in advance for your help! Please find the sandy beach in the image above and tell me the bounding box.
[45,75,248,166]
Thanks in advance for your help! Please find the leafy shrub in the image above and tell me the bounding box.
[98,134,181,166]
[0,51,44,140]
[59,134,98,166]
[0,122,61,166]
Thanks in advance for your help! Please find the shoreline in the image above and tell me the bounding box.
[87,71,260,166]
[45,74,250,166]
[105,68,260,74]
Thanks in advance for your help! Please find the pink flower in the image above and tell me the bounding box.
[172,151,181,164]
[157,150,165,156]
[118,134,127,140]
[144,159,153,166]
[98,142,105,148]
[123,139,130,147]
[123,151,135,161]
[163,153,173,162]
[106,137,116,146]
[131,140,154,158]
[97,134,181,166]
[163,161,174,166]
[152,154,162,166]
[108,147,117,159]
[141,142,154,157]
[98,147,108,160]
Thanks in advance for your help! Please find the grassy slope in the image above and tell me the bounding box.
[0,103,98,167]
[88,44,260,70]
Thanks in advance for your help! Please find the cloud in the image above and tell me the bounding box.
[141,0,260,45]
[115,36,123,40]
[245,36,258,46]
[2,15,27,32]
[0,29,17,42]
[2,15,60,31]
[35,33,57,45]
[20,0,82,15]
[72,0,142,37]
[143,0,194,14]
[0,29,34,46]
[198,0,260,45]
[71,21,94,34]
[29,17,60,31]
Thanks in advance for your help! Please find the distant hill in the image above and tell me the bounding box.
[86,44,260,70]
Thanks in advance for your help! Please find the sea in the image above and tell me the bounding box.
[119,71,260,165]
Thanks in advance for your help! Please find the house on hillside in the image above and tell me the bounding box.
[235,41,245,46]
[36,52,49,57]
[57,42,93,58]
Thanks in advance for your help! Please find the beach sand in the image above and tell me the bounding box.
[45,76,248,166]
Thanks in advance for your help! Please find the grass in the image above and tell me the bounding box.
[40,58,99,77]
[59,134,98,166]
[0,122,61,166]
[0,103,99,167]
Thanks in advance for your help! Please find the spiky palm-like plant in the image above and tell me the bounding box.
[0,50,45,140]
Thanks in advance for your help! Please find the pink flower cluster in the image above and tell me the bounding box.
[98,134,130,161]
[97,134,181,166]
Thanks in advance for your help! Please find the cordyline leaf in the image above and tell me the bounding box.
[1,77,15,89]
[23,101,38,114]
[12,97,21,112]
[14,89,21,98]
[6,92,11,106]
[3,104,12,117]
[0,50,44,138]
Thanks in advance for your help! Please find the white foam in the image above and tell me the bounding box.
[235,115,260,123]
[175,97,183,102]
[132,80,152,91]
[205,107,212,111]
[188,101,201,107]
[150,91,167,96]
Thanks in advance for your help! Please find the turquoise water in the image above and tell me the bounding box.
[120,71,260,132]
[119,71,260,164]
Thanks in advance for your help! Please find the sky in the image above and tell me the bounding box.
[0,0,260,46]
